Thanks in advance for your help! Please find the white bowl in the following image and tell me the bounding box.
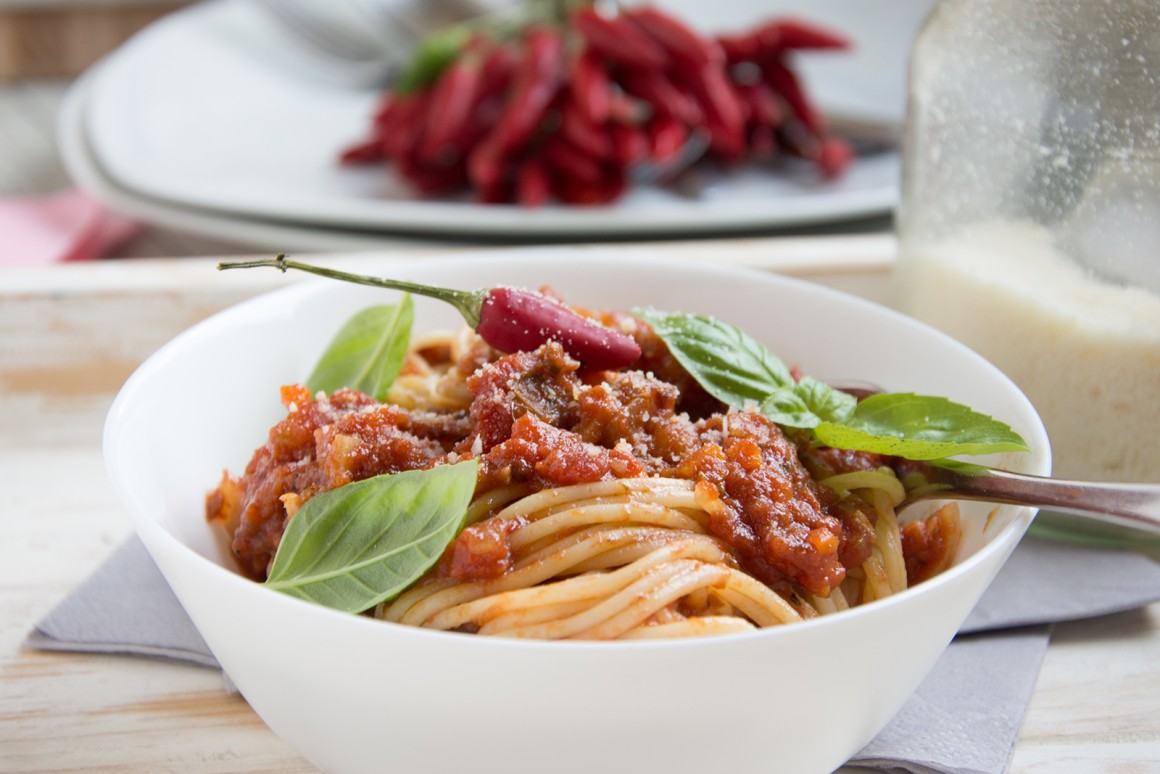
[104,250,1049,774]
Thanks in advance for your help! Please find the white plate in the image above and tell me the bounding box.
[58,67,450,252]
[84,0,933,238]
[59,68,901,269]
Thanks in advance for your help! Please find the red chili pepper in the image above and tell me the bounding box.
[645,113,688,164]
[515,158,552,207]
[617,69,704,126]
[747,124,778,159]
[609,122,649,167]
[482,26,564,156]
[552,167,627,207]
[753,22,783,58]
[381,91,430,160]
[371,94,403,130]
[476,175,515,204]
[217,256,642,371]
[339,137,386,166]
[418,55,484,162]
[607,91,648,126]
[763,58,825,134]
[466,129,509,191]
[735,80,782,130]
[572,6,668,71]
[477,286,638,367]
[625,6,720,67]
[816,136,854,178]
[395,149,467,195]
[716,32,762,65]
[543,135,605,185]
[568,48,612,125]
[560,99,614,160]
[677,61,746,160]
[479,42,518,96]
[767,18,850,51]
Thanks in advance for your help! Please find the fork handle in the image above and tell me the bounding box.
[914,465,1160,536]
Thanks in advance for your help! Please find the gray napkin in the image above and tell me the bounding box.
[852,626,1051,774]
[960,534,1160,633]
[27,533,1160,774]
[27,537,217,668]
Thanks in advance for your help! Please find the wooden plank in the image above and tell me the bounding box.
[0,2,190,80]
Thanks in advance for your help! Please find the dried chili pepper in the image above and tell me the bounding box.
[466,126,509,191]
[572,6,668,70]
[553,166,627,206]
[763,58,824,134]
[816,136,854,178]
[560,99,614,160]
[381,91,430,161]
[736,80,782,130]
[766,19,850,52]
[645,113,688,164]
[609,122,649,166]
[395,149,467,195]
[543,135,605,185]
[607,91,648,125]
[479,42,518,94]
[678,62,745,160]
[344,6,854,204]
[218,256,642,371]
[618,69,704,125]
[418,55,484,162]
[480,26,564,157]
[625,6,720,67]
[569,48,612,125]
[748,124,778,158]
[716,32,762,65]
[515,158,552,207]
[339,137,385,166]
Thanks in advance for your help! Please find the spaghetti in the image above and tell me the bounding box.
[208,317,961,640]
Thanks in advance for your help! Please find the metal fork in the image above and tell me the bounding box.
[900,461,1160,536]
[824,382,1160,536]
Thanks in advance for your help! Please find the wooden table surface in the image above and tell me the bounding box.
[2,240,1159,773]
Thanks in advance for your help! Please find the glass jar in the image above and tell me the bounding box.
[897,0,1160,482]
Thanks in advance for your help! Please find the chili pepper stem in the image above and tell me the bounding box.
[217,255,485,327]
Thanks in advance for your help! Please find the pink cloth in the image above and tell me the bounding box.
[0,189,143,266]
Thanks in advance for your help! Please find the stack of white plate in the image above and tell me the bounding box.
[60,0,933,252]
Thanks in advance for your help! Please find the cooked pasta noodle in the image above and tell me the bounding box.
[377,477,808,636]
[373,330,956,639]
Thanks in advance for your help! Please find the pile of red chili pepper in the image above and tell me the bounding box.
[340,3,854,206]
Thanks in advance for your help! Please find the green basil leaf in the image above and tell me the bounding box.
[306,295,413,401]
[794,375,857,424]
[265,459,478,613]
[634,307,794,406]
[760,377,857,429]
[634,307,1028,460]
[760,387,817,428]
[813,393,1030,460]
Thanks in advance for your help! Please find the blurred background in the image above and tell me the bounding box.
[0,0,249,257]
[0,0,927,264]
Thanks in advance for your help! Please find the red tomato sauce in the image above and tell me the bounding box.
[209,327,910,599]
